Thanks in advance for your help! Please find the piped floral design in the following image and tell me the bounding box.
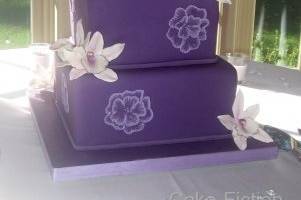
[217,90,273,151]
[166,5,210,54]
[104,90,154,135]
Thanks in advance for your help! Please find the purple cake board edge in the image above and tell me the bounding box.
[53,148,277,182]
[29,92,278,182]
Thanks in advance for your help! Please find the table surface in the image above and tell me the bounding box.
[0,49,301,200]
[239,61,301,140]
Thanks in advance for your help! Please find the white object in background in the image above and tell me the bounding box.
[29,43,55,94]
[224,53,250,83]
[216,0,232,4]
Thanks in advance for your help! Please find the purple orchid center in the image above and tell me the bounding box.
[86,51,96,67]
[239,119,248,132]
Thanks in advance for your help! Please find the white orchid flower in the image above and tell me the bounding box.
[50,38,74,68]
[50,20,86,68]
[216,0,232,4]
[217,90,273,151]
[62,20,125,82]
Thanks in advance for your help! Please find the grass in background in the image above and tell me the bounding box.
[252,0,301,68]
[253,31,300,68]
[0,0,30,49]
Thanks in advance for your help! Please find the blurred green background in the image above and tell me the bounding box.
[253,0,301,68]
[0,0,30,49]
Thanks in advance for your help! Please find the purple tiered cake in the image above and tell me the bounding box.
[54,0,237,150]
[56,0,236,150]
[28,0,278,181]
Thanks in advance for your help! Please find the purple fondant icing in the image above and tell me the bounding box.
[55,58,237,150]
[69,0,219,68]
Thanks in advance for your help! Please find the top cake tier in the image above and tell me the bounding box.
[69,0,219,69]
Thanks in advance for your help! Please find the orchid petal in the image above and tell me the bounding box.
[241,104,260,119]
[64,42,74,51]
[236,125,250,138]
[232,129,248,151]
[69,69,87,80]
[95,55,109,69]
[233,90,244,119]
[63,47,85,70]
[57,49,67,62]
[84,32,92,50]
[94,68,118,82]
[234,136,248,151]
[56,61,69,68]
[56,44,74,61]
[243,118,260,135]
[87,32,104,53]
[71,46,86,56]
[252,128,273,143]
[50,38,71,50]
[217,115,236,130]
[103,43,125,61]
[75,20,85,46]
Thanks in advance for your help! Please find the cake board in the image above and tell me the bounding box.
[30,92,278,182]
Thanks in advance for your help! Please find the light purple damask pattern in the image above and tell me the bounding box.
[61,73,69,113]
[104,90,154,135]
[166,5,210,54]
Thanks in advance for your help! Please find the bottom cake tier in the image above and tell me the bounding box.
[30,93,278,182]
[55,57,237,150]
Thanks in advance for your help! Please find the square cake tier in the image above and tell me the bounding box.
[69,0,219,68]
[55,58,237,150]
